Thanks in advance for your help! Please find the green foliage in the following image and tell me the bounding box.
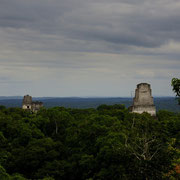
[0,105,179,179]
[171,78,180,105]
[0,165,10,180]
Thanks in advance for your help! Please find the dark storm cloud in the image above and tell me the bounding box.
[1,0,180,52]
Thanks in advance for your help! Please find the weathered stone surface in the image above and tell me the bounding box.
[130,83,156,116]
[22,95,32,104]
[22,95,32,110]
[22,95,43,112]
[31,101,43,113]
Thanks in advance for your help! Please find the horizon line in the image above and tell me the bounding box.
[0,95,175,98]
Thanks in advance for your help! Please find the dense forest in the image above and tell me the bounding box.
[0,104,180,180]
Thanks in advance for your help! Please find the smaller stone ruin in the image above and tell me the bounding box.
[129,83,156,116]
[22,95,43,113]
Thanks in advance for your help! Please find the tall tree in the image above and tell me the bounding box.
[171,78,180,105]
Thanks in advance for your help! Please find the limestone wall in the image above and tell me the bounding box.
[22,95,43,112]
[31,102,43,113]
[130,83,156,116]
[22,104,32,110]
[22,95,32,105]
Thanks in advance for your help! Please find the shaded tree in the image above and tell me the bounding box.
[171,78,180,105]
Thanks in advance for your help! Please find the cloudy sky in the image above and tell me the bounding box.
[0,0,179,97]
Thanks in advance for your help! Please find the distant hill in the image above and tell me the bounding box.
[0,96,23,100]
[0,97,179,112]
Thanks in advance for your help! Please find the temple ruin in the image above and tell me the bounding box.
[129,83,156,116]
[22,95,43,113]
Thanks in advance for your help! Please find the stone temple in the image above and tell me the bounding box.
[129,83,156,116]
[22,95,43,113]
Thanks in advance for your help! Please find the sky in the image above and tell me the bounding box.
[0,0,179,97]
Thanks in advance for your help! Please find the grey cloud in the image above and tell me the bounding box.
[0,76,29,84]
[0,0,179,96]
[0,76,10,81]
[1,0,180,51]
